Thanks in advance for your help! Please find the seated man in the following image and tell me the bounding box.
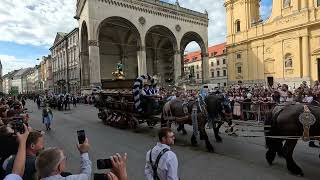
[35,138,91,180]
[141,84,151,97]
[4,131,44,180]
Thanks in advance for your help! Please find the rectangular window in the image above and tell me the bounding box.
[237,54,241,59]
[224,82,227,87]
[196,73,200,79]
[190,66,195,77]
[217,71,220,77]
[196,65,199,69]
[223,70,227,76]
[211,62,214,67]
[223,59,226,64]
[211,71,214,77]
[237,66,242,73]
[217,60,220,66]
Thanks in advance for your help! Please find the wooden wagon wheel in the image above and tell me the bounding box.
[127,114,138,129]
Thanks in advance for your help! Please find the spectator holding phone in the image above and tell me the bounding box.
[35,138,91,180]
[4,131,44,180]
[4,124,30,180]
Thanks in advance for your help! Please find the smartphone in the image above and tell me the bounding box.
[97,159,112,169]
[94,173,109,180]
[77,130,86,144]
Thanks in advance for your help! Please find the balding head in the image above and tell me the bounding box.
[35,148,64,178]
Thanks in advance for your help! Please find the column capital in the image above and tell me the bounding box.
[88,40,99,47]
[137,46,145,51]
[175,50,181,55]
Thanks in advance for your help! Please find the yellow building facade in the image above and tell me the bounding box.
[225,0,320,87]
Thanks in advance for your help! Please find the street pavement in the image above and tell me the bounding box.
[26,100,320,180]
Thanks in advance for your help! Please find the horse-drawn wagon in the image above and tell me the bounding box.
[96,75,163,129]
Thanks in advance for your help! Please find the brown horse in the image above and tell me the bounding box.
[161,98,214,151]
[265,103,320,176]
[161,94,232,152]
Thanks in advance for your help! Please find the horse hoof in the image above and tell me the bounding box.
[288,166,304,177]
[207,146,214,153]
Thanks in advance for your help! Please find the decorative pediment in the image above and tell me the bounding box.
[312,48,320,55]
[236,74,243,79]
[53,33,66,46]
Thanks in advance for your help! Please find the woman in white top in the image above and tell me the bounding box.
[302,91,314,104]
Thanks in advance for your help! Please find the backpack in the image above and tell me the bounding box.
[149,148,170,180]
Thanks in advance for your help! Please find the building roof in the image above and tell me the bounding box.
[184,42,226,64]
[50,28,79,50]
[13,68,32,78]
[3,70,20,79]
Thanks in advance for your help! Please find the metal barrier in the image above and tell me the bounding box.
[230,101,276,122]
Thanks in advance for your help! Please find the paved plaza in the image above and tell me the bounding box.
[25,100,320,180]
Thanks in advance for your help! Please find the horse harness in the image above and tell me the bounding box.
[149,148,170,180]
[299,105,316,142]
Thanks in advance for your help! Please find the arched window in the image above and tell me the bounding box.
[235,20,241,32]
[284,53,293,68]
[283,0,291,8]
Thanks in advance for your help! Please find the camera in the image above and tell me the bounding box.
[93,158,113,180]
[94,173,109,180]
[97,159,112,169]
[11,117,25,134]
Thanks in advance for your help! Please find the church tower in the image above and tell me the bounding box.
[225,0,260,39]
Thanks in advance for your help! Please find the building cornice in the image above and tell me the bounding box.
[227,19,320,48]
[92,0,208,26]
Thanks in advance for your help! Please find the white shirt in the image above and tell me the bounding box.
[303,96,313,103]
[40,153,91,180]
[4,174,22,180]
[145,143,179,180]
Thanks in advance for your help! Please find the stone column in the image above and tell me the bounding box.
[174,50,182,83]
[302,35,310,77]
[201,53,209,83]
[137,46,147,76]
[292,0,299,11]
[302,0,308,9]
[80,52,89,87]
[88,40,101,87]
[309,0,314,8]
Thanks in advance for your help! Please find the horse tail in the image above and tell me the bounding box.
[265,106,282,149]
[264,110,273,149]
[132,75,154,113]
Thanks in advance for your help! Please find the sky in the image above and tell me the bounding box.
[0,0,273,74]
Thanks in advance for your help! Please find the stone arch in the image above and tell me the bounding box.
[97,16,142,80]
[145,25,178,84]
[180,31,208,82]
[80,21,90,87]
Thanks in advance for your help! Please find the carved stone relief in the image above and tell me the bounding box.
[139,17,146,25]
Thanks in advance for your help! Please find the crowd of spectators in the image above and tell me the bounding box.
[157,80,320,121]
[0,97,128,180]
